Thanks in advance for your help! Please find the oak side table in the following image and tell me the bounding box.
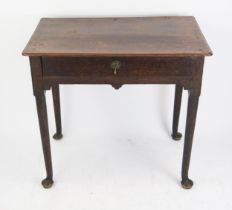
[22,16,212,189]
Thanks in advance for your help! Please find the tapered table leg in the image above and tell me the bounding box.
[35,93,54,188]
[52,85,63,140]
[181,91,199,189]
[172,85,183,140]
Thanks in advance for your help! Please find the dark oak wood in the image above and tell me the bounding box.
[35,94,54,188]
[181,92,199,189]
[42,56,196,89]
[172,85,183,140]
[52,85,63,140]
[30,57,54,188]
[23,16,212,189]
[22,17,212,57]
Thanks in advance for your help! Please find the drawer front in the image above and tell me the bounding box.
[42,57,194,83]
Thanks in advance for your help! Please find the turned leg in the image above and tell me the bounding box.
[52,85,63,140]
[35,93,54,188]
[172,85,183,140]
[181,91,199,189]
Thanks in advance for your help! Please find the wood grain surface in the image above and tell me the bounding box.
[22,16,212,57]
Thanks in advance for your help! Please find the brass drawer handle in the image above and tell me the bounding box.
[110,60,121,75]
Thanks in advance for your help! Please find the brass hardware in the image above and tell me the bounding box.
[110,60,121,75]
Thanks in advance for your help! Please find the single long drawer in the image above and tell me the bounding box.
[42,57,195,82]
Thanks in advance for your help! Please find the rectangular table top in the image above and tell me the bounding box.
[22,16,212,57]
